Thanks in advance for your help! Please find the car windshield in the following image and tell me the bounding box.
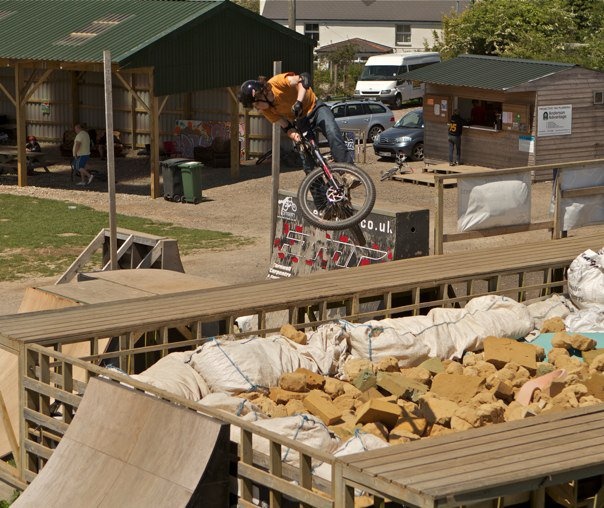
[395,111,422,128]
[359,65,402,81]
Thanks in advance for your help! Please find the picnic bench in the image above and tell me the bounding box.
[0,151,56,174]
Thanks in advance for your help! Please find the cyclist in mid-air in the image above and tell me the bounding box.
[238,72,354,171]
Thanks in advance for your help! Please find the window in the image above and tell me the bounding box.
[367,103,387,114]
[346,104,364,117]
[594,91,604,105]
[305,23,319,43]
[332,105,346,118]
[395,24,411,46]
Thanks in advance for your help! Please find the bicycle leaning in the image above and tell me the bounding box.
[292,119,376,245]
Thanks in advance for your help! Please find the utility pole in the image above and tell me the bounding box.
[288,0,296,30]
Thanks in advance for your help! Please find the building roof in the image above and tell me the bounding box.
[315,38,392,56]
[0,0,314,95]
[261,0,468,22]
[404,54,577,91]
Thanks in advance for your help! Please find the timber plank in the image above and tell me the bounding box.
[0,232,602,344]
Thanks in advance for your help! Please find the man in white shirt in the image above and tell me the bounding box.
[73,123,93,186]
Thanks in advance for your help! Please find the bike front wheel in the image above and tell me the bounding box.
[297,163,376,231]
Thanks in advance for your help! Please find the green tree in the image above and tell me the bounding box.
[232,0,259,13]
[429,0,604,69]
[314,44,363,98]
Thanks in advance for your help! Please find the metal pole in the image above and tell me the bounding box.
[269,60,282,258]
[103,50,118,270]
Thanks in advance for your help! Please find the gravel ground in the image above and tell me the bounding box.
[0,108,586,315]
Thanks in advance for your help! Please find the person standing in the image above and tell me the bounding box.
[238,72,353,170]
[73,123,93,186]
[447,110,465,166]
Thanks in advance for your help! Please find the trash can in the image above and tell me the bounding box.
[179,161,203,204]
[161,158,188,202]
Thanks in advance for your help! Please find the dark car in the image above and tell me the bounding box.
[373,108,424,160]
[325,99,395,142]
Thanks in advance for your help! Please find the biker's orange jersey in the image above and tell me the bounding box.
[261,72,317,124]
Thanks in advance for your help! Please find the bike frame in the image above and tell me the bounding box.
[296,127,341,190]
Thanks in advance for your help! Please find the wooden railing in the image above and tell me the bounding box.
[433,159,604,254]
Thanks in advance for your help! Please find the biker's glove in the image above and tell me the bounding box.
[292,100,303,118]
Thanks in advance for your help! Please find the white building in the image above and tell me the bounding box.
[260,0,469,53]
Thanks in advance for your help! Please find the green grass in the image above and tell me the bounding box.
[0,194,250,281]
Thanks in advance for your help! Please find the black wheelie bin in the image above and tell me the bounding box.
[161,158,189,202]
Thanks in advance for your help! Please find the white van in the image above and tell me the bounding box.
[354,52,440,108]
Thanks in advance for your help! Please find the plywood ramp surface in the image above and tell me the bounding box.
[13,377,230,508]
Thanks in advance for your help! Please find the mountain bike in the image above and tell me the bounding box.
[380,152,414,181]
[294,120,376,245]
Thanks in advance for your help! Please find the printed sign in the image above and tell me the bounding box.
[268,190,429,279]
[537,105,572,137]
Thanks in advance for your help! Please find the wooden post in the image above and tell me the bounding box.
[14,63,27,187]
[434,175,444,254]
[103,50,118,270]
[229,87,240,179]
[552,168,563,239]
[149,70,160,198]
[269,60,282,257]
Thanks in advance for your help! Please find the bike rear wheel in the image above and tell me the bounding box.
[297,163,376,231]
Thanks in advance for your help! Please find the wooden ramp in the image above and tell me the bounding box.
[13,377,230,508]
[391,164,493,186]
[0,270,224,459]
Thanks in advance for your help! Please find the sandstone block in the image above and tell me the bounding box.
[343,358,375,380]
[303,391,342,425]
[418,395,459,425]
[376,356,399,372]
[333,394,357,412]
[269,387,307,404]
[583,349,604,365]
[430,373,484,403]
[376,371,427,401]
[280,323,307,344]
[493,380,515,401]
[392,415,427,436]
[285,399,306,416]
[360,422,389,441]
[357,386,384,404]
[355,398,401,429]
[552,331,597,351]
[295,368,325,390]
[585,373,604,400]
[483,336,538,372]
[540,316,566,333]
[328,420,358,441]
[324,377,345,398]
[419,357,445,374]
[352,369,377,392]
[279,372,308,393]
[399,366,431,385]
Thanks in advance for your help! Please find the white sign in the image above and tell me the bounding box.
[537,105,572,137]
[518,135,535,153]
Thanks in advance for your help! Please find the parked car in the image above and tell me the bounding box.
[373,108,424,161]
[323,99,395,143]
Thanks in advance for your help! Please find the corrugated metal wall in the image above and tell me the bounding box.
[0,68,273,157]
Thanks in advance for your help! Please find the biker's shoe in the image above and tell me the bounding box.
[341,174,362,190]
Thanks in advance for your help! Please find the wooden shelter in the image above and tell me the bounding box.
[405,55,604,168]
[0,0,314,196]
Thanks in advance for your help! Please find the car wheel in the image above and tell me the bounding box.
[394,95,403,109]
[367,125,383,143]
[411,142,424,161]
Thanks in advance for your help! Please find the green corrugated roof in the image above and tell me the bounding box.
[0,0,218,63]
[0,0,315,94]
[405,54,576,91]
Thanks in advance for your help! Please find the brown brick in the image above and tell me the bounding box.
[377,371,427,401]
[430,373,484,403]
[303,391,342,425]
[355,398,401,429]
[483,336,538,372]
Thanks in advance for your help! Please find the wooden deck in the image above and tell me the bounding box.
[1,232,603,351]
[391,163,494,186]
[339,404,604,507]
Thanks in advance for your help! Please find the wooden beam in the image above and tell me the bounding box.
[229,86,240,179]
[149,70,160,198]
[14,63,27,187]
[114,71,151,114]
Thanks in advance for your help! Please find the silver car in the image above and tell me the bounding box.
[326,99,395,142]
